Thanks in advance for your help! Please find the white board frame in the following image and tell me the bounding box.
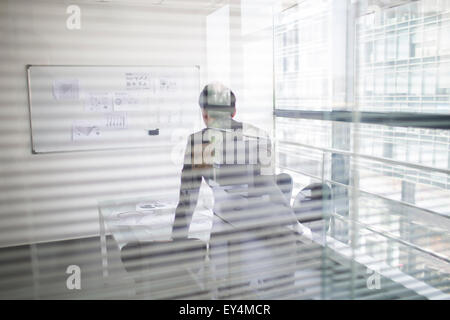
[27,65,201,154]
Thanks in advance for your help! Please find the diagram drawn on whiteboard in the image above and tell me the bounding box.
[113,91,148,111]
[84,92,114,112]
[52,79,79,101]
[72,113,127,141]
[125,72,151,90]
[73,123,102,141]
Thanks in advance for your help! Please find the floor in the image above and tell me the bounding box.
[0,236,135,299]
[0,235,424,299]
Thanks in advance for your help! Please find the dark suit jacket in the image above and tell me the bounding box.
[172,120,297,239]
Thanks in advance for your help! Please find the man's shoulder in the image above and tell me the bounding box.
[189,130,204,138]
[186,129,208,144]
[241,122,270,139]
[186,124,270,141]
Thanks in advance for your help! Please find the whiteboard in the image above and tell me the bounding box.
[27,65,201,153]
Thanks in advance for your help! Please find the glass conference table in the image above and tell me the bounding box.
[97,192,449,299]
[97,194,310,299]
[97,193,316,299]
[98,196,214,279]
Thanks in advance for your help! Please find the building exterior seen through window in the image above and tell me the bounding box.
[274,0,450,296]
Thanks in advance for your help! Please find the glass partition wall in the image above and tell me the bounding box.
[0,0,449,300]
[274,0,450,299]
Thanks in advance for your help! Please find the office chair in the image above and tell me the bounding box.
[276,173,293,204]
[204,132,298,298]
[292,182,333,240]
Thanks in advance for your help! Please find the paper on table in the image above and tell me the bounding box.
[114,211,145,225]
[136,200,176,213]
[188,210,213,241]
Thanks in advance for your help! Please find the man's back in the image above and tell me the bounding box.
[173,119,297,238]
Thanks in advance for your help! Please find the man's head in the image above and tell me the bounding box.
[198,83,236,126]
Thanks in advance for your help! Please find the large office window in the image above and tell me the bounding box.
[354,0,450,294]
[274,0,450,298]
[274,0,335,197]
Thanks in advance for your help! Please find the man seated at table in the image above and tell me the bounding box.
[171,82,311,295]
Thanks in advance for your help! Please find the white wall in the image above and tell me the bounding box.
[0,0,276,247]
[207,2,275,137]
[0,0,207,246]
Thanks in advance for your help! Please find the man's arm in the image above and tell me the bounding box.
[172,135,203,239]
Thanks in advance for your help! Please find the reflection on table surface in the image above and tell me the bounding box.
[98,196,213,249]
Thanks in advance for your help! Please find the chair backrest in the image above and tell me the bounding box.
[292,183,333,233]
[207,129,268,193]
[276,173,293,204]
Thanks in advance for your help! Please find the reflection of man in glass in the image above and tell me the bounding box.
[172,83,310,292]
